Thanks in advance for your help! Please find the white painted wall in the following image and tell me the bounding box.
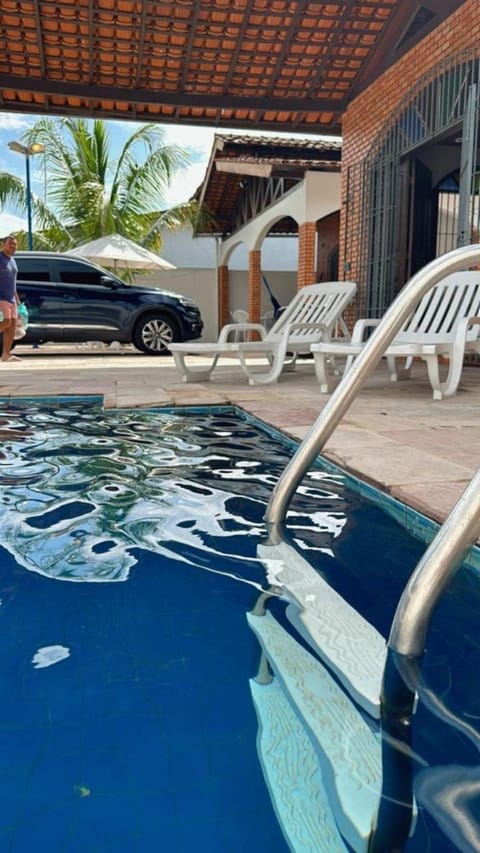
[156,229,217,268]
[157,227,299,270]
[134,267,218,341]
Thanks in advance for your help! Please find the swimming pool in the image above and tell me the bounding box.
[0,398,478,851]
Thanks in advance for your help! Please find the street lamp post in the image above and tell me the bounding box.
[7,141,46,250]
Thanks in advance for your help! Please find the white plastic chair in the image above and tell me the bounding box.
[229,309,249,341]
[170,281,357,384]
[311,272,480,400]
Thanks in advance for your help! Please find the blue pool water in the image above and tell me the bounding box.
[0,398,478,851]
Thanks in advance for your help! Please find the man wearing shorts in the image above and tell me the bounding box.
[0,235,21,362]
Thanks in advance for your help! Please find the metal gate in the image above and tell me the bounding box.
[348,50,480,317]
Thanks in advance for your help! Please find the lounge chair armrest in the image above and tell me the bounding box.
[351,318,381,344]
[218,322,267,342]
[455,315,480,341]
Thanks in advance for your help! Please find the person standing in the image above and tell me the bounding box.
[0,235,21,362]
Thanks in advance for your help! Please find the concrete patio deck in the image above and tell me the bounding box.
[1,345,479,527]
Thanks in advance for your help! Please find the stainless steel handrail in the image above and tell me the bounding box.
[266,244,480,658]
[266,244,480,525]
[389,464,480,655]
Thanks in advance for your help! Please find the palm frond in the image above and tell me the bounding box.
[13,117,198,251]
[0,172,27,213]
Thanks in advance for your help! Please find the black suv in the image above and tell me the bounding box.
[13,251,203,354]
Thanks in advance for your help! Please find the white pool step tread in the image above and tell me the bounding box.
[258,541,387,718]
[247,610,381,851]
[250,678,349,853]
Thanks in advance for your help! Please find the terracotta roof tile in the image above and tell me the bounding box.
[194,132,341,236]
[0,1,463,133]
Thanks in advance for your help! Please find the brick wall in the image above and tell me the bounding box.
[218,264,229,329]
[298,222,317,287]
[248,249,262,325]
[340,0,480,296]
[316,212,340,281]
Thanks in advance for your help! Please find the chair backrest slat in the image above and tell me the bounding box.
[266,281,356,343]
[397,273,480,344]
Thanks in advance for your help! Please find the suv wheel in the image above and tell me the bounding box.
[133,312,179,355]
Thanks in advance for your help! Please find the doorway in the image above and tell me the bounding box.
[355,50,480,317]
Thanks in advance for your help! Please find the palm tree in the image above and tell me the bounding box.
[0,118,206,262]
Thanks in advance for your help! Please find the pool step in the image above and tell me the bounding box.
[247,610,381,851]
[258,540,386,718]
[249,678,349,853]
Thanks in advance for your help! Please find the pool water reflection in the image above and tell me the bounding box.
[0,399,478,851]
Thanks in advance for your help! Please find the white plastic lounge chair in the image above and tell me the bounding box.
[169,281,357,384]
[310,272,480,400]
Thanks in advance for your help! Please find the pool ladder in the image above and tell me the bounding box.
[248,245,480,851]
[266,243,480,661]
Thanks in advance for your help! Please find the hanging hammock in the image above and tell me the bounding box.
[262,275,283,318]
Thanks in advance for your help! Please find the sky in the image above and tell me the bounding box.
[0,111,336,234]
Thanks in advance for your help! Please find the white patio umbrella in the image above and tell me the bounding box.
[69,234,176,271]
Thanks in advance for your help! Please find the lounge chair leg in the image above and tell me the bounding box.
[242,357,284,385]
[171,351,219,383]
[425,354,463,400]
[238,347,288,385]
[312,351,337,393]
[423,355,447,400]
[281,353,298,373]
[387,355,412,382]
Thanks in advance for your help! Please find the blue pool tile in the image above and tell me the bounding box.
[0,724,47,773]
[0,786,25,836]
[109,722,171,792]
[62,794,143,853]
[8,805,78,853]
[130,790,182,851]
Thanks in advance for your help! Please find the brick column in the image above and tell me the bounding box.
[248,249,262,325]
[298,222,317,289]
[218,264,230,329]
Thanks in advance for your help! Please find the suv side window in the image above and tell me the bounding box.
[16,258,51,282]
[56,259,106,285]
